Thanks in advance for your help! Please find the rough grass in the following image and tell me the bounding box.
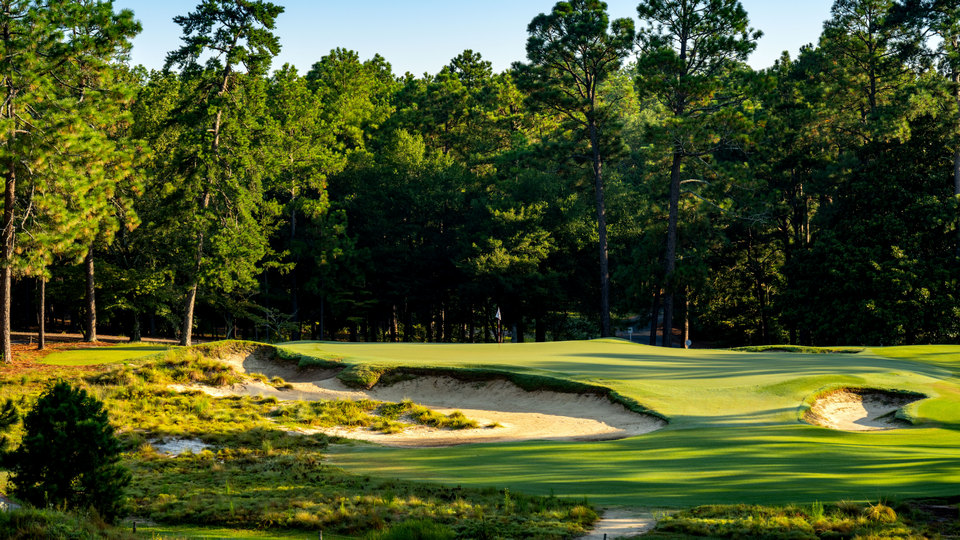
[0,508,137,539]
[0,344,595,539]
[730,345,865,354]
[270,399,478,433]
[647,499,959,539]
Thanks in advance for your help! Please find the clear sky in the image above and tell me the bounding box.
[114,0,835,76]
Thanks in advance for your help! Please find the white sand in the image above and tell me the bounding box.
[805,389,922,431]
[173,351,665,447]
[152,437,211,455]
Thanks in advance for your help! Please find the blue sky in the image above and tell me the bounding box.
[115,0,835,76]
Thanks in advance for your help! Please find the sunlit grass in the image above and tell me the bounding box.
[281,340,960,507]
[41,342,169,365]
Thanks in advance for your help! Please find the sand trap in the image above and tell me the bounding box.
[805,389,924,431]
[175,350,665,447]
[152,437,211,455]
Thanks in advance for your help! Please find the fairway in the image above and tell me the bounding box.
[41,343,169,366]
[281,340,960,507]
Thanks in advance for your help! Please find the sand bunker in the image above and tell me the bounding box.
[180,350,665,447]
[152,437,211,455]
[805,389,924,431]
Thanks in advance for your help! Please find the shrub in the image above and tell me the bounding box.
[368,519,455,539]
[7,381,130,523]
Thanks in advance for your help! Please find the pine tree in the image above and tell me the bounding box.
[515,0,635,337]
[635,0,760,346]
[0,1,139,362]
[8,381,129,522]
[164,0,284,346]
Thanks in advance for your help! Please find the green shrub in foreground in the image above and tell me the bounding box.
[8,381,130,523]
[654,502,930,539]
[0,508,135,539]
[366,519,455,539]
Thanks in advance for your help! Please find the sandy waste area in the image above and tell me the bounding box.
[805,389,923,431]
[170,351,665,447]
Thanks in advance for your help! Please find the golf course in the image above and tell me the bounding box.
[277,340,960,507]
[0,337,953,538]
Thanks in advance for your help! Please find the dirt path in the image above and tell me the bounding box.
[176,352,665,447]
[582,508,658,539]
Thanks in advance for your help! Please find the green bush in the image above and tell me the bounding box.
[8,381,130,523]
[368,519,455,540]
[0,507,135,539]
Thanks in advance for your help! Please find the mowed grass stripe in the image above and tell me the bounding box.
[41,343,169,365]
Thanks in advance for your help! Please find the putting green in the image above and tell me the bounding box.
[41,343,168,366]
[281,340,960,507]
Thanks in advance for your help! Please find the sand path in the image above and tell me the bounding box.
[583,508,658,539]
[174,352,665,447]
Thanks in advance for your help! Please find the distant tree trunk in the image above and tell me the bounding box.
[535,316,546,342]
[467,307,474,343]
[516,317,526,343]
[954,72,960,258]
[131,313,141,342]
[649,288,661,346]
[84,252,97,342]
[389,305,398,342]
[37,278,45,350]
[482,311,490,343]
[319,296,326,341]
[589,121,612,337]
[661,151,683,348]
[402,303,412,342]
[289,205,300,341]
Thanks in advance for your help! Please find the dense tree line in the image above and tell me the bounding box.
[2,0,959,359]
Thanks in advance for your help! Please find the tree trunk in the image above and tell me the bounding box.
[319,295,325,341]
[661,152,683,347]
[38,277,45,350]
[131,314,141,342]
[649,287,661,346]
[181,191,209,347]
[1,166,14,363]
[181,282,198,346]
[467,307,473,343]
[290,204,301,341]
[84,252,97,342]
[389,305,398,342]
[682,293,690,349]
[589,121,611,337]
[954,74,960,258]
[535,316,546,342]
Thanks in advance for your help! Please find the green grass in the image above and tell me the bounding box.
[41,343,169,366]
[280,340,960,507]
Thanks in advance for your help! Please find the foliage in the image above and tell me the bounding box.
[651,501,944,539]
[7,381,129,522]
[0,507,136,540]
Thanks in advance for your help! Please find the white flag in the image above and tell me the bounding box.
[495,307,502,320]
